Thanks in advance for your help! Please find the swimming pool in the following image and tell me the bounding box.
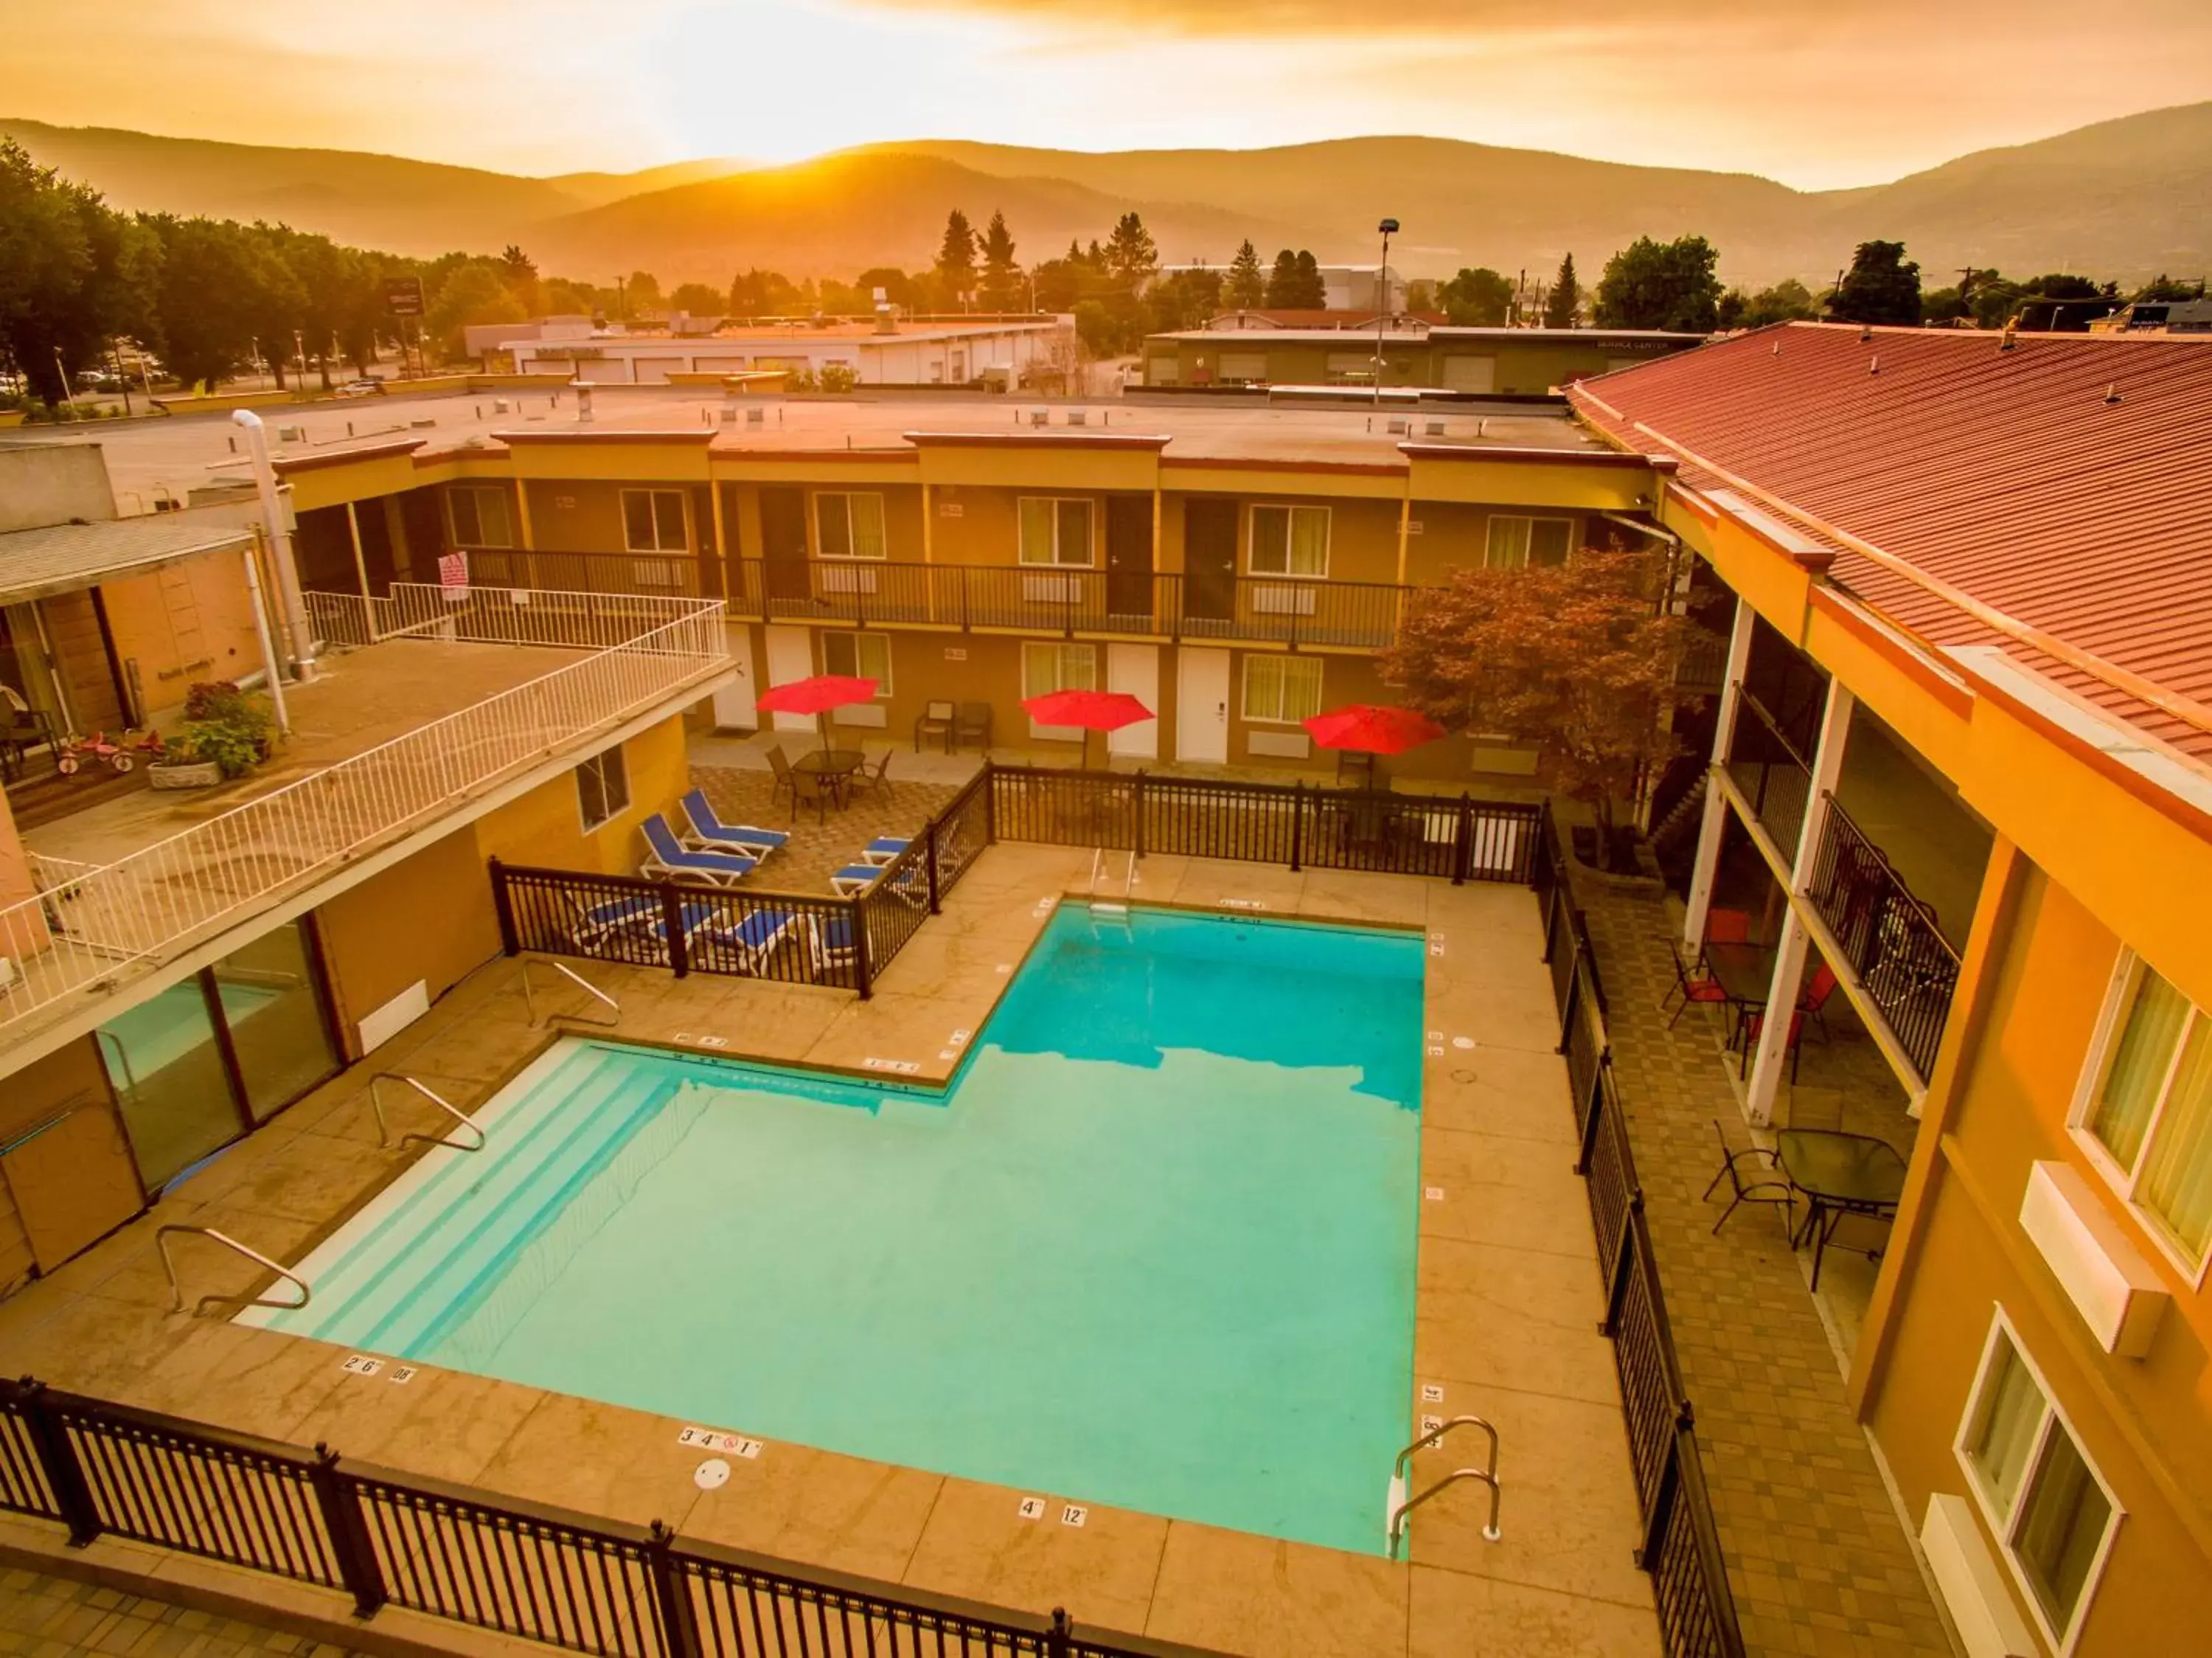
[253,903,1424,1553]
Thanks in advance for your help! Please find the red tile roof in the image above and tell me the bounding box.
[1570,322,2212,764]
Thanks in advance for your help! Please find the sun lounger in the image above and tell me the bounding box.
[640,814,757,887]
[680,789,790,856]
[698,906,800,974]
[810,913,859,974]
[860,836,911,866]
[569,892,661,952]
[830,863,883,897]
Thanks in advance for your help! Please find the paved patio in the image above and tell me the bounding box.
[0,1567,361,1658]
[687,760,956,893]
[0,847,1662,1657]
[1574,881,1952,1658]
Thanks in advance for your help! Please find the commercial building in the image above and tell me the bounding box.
[487,316,1069,386]
[1141,325,1703,394]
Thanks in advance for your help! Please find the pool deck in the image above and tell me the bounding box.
[0,844,1658,1657]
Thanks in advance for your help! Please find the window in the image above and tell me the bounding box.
[575,746,630,833]
[1485,515,1573,570]
[1217,352,1268,383]
[1241,655,1324,724]
[815,492,887,559]
[1248,504,1330,577]
[2073,954,2212,1272]
[445,485,513,549]
[822,631,892,696]
[1023,641,1096,699]
[621,489,688,553]
[1018,497,1094,566]
[1956,1312,2121,1651]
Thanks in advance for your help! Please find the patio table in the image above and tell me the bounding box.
[1775,1127,1907,1291]
[792,749,865,811]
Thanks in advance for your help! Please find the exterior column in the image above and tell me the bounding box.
[1746,679,1854,1124]
[344,501,372,613]
[1683,595,1756,949]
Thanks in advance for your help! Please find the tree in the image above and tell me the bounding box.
[1263,249,1325,308]
[978,210,1020,311]
[1293,251,1325,308]
[1543,254,1580,328]
[1723,277,1821,330]
[1826,240,1921,326]
[1438,267,1513,326]
[668,281,725,316]
[1105,212,1158,289]
[623,270,661,313]
[1147,268,1222,333]
[1226,240,1265,309]
[728,268,799,316]
[1384,547,1691,856]
[1594,236,1722,333]
[0,140,100,401]
[935,209,977,302]
[143,216,266,390]
[498,244,538,310]
[427,260,526,360]
[2135,274,2205,302]
[855,266,917,308]
[1264,249,1301,307]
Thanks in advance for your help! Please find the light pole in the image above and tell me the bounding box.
[1373,218,1399,407]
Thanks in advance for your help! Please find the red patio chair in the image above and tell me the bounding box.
[1798,962,1840,1042]
[1659,940,1733,1030]
[1737,1007,1808,1083]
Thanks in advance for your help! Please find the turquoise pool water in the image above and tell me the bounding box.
[254,904,1423,1553]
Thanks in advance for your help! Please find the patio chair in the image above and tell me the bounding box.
[830,863,883,897]
[847,749,893,796]
[953,701,993,752]
[1736,1006,1808,1083]
[809,912,859,977]
[1701,1120,1795,1236]
[791,768,841,825]
[698,906,801,975]
[679,788,789,858]
[1658,940,1732,1030]
[860,836,911,866]
[639,815,758,888]
[1798,962,1840,1041]
[568,892,660,954]
[914,701,955,753]
[765,744,796,807]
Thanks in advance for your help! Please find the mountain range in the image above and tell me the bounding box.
[5,103,2208,291]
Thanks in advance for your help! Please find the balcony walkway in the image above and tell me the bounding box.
[1575,882,1952,1658]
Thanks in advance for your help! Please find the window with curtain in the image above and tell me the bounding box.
[445,486,514,549]
[1022,641,1096,698]
[1241,654,1324,723]
[2078,955,2212,1266]
[815,492,888,559]
[822,631,892,695]
[1248,504,1330,577]
[1957,1315,2120,1647]
[1018,497,1094,566]
[1484,515,1573,570]
[621,489,688,552]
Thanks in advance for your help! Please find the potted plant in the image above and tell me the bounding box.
[150,681,278,788]
[147,729,223,790]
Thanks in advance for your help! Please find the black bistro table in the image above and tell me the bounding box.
[791,749,865,816]
[1775,1128,1907,1289]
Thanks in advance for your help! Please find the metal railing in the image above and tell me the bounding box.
[155,1227,311,1318]
[1802,795,1963,1083]
[0,1379,1225,1658]
[0,586,726,1029]
[524,957,623,1026]
[367,1074,487,1152]
[1724,688,1813,859]
[1534,805,1746,1658]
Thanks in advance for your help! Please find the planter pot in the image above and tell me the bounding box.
[150,761,223,790]
[0,411,27,429]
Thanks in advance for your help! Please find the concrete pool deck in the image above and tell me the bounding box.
[0,845,1659,1657]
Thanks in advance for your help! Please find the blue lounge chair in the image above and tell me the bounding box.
[810,913,859,974]
[640,814,757,887]
[569,892,660,952]
[680,790,790,857]
[860,836,911,866]
[699,907,800,974]
[830,863,882,897]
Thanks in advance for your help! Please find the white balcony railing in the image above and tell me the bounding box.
[0,586,727,1030]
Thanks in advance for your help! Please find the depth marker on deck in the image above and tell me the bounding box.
[341,1356,382,1376]
[1017,1497,1046,1520]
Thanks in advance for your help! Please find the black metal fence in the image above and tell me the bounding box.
[988,766,1540,884]
[1725,690,1813,859]
[1534,806,1746,1658]
[1802,794,1961,1083]
[0,1380,1219,1658]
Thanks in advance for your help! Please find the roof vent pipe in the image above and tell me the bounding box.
[1859,325,1873,343]
[2000,322,2018,352]
[2104,384,2122,404]
[1869,355,1879,375]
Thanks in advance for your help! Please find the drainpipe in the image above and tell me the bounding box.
[232,411,316,681]
[240,530,292,735]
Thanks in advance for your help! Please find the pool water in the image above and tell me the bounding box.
[254,904,1424,1554]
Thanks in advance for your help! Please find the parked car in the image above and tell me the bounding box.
[336,378,387,398]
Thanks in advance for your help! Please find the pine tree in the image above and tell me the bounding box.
[1265,249,1301,307]
[936,209,977,302]
[1105,212,1158,288]
[1544,254,1580,328]
[979,210,1019,311]
[1227,240,1265,310]
[1292,250,1326,308]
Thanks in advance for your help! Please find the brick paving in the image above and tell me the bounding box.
[689,757,957,894]
[0,1567,358,1658]
[1575,881,1955,1658]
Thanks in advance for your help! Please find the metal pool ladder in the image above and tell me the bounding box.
[1387,1415,1502,1558]
[1087,847,1137,915]
[522,957,620,1027]
[369,1074,488,1153]
[156,1227,311,1318]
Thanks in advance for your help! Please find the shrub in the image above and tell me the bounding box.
[818,362,858,394]
[175,680,276,778]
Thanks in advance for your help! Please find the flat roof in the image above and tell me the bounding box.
[510,320,1057,347]
[1153,327,1704,347]
[0,502,255,606]
[44,385,1607,506]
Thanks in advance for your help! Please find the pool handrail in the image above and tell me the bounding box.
[367,1072,488,1154]
[521,957,621,1027]
[1389,1415,1503,1556]
[156,1225,312,1317]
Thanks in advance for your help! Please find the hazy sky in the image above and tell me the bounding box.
[11,0,2210,188]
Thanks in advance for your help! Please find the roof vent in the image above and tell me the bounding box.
[1868,355,1879,375]
[1859,325,1873,343]
[2104,383,2122,405]
[2000,323,2018,352]
[1771,341,1781,356]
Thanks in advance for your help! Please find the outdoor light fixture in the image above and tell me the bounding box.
[1374,218,1400,406]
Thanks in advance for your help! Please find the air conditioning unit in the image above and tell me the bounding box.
[1386,417,1410,436]
[1065,409,1088,426]
[1425,420,1446,437]
[276,423,307,443]
[1029,408,1049,427]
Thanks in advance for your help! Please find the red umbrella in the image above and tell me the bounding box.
[1303,704,1446,754]
[757,673,880,755]
[1023,689,1153,769]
